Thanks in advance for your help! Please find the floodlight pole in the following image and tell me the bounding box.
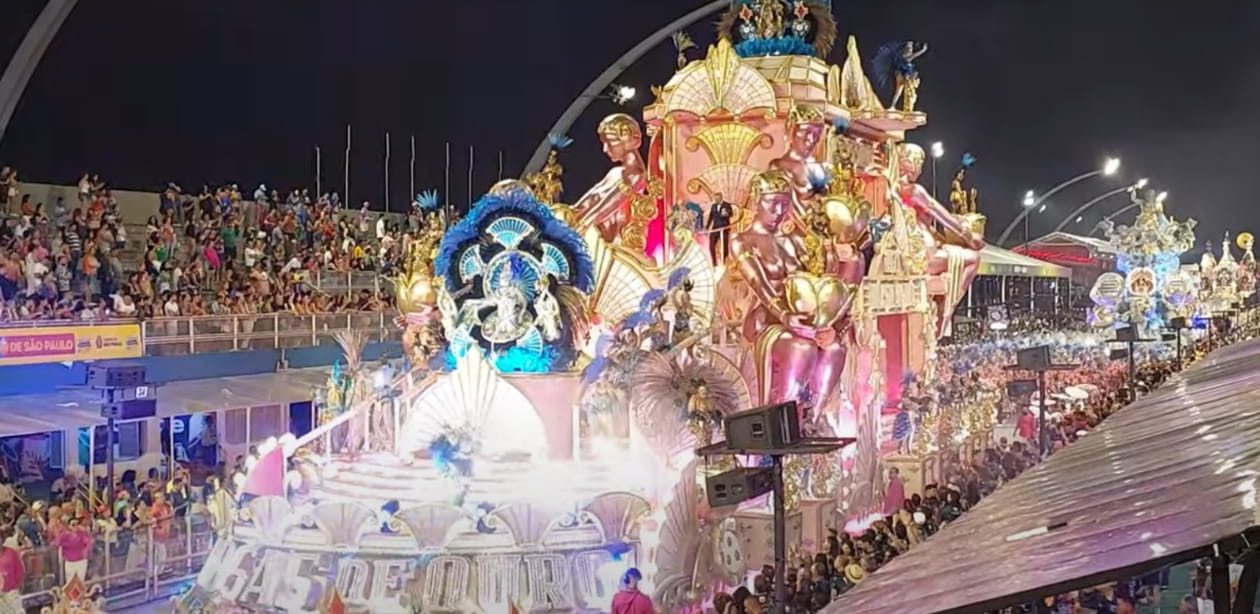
[771,454,786,614]
[699,435,851,614]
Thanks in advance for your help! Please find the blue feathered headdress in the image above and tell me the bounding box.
[434,188,594,294]
[415,189,441,210]
[622,310,656,330]
[640,289,666,311]
[961,153,977,168]
[683,202,705,230]
[548,133,573,150]
[832,116,850,134]
[668,268,691,290]
[871,41,907,89]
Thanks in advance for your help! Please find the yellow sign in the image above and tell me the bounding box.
[0,324,143,366]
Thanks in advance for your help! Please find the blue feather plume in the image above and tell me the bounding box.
[871,41,906,89]
[683,202,705,230]
[435,187,595,293]
[640,289,666,311]
[831,116,850,134]
[415,189,441,210]
[806,164,832,193]
[547,133,574,150]
[668,267,691,290]
[583,355,608,385]
[622,310,655,329]
[734,36,815,58]
[961,153,977,168]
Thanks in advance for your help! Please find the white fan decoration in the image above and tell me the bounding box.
[669,239,718,330]
[586,229,656,325]
[399,348,549,461]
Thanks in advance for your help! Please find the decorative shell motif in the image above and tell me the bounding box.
[394,504,471,551]
[661,38,777,118]
[685,124,773,166]
[310,501,377,548]
[582,492,652,543]
[243,496,295,545]
[687,164,761,214]
[490,502,567,548]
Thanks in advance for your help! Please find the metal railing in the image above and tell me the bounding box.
[0,311,399,356]
[16,511,214,611]
[306,269,388,297]
[141,311,398,356]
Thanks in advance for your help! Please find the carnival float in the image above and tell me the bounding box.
[1197,232,1257,316]
[1088,188,1199,335]
[177,1,989,612]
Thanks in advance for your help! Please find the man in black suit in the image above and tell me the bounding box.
[707,192,734,266]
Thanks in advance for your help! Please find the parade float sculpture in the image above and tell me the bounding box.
[1092,188,1197,334]
[186,1,991,611]
[39,576,105,614]
[1197,232,1257,314]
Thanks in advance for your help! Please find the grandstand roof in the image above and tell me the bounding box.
[978,244,1072,278]
[821,337,1260,614]
[1022,231,1120,255]
[0,368,328,436]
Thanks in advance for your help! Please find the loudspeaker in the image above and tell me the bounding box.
[1109,348,1130,361]
[723,402,800,450]
[88,364,147,389]
[705,467,774,508]
[1015,345,1051,371]
[1169,316,1188,329]
[1006,379,1038,397]
[101,399,158,421]
[1114,326,1138,342]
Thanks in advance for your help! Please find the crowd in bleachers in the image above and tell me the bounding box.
[0,165,420,323]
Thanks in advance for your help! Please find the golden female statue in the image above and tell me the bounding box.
[895,143,984,336]
[732,171,855,414]
[769,106,828,210]
[572,114,647,244]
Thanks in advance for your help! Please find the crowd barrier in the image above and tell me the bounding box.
[17,511,215,610]
[140,311,396,356]
[0,311,399,357]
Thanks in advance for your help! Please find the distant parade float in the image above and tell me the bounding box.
[178,1,994,612]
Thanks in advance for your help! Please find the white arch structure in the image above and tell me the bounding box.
[0,0,78,145]
[520,0,729,178]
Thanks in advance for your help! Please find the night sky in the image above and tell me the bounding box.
[1,0,1258,254]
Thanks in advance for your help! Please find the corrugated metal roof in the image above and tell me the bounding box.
[821,337,1260,614]
[978,244,1073,278]
[0,368,327,436]
[1024,231,1121,254]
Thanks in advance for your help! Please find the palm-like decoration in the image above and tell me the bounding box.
[630,348,744,459]
[672,30,697,69]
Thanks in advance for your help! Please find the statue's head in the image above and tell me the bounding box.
[489,179,535,199]
[898,143,926,182]
[749,170,793,228]
[597,114,643,162]
[786,106,826,156]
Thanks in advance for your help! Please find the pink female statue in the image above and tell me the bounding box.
[895,143,984,336]
[732,170,856,415]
